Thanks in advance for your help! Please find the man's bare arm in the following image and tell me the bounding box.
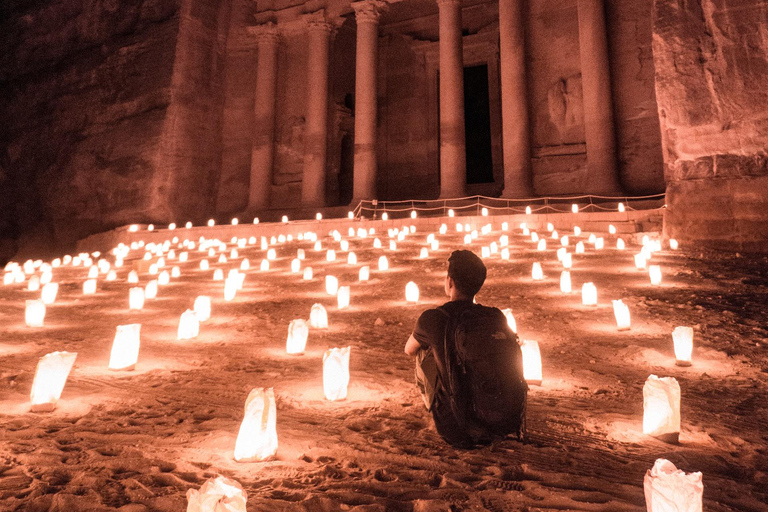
[404,334,421,356]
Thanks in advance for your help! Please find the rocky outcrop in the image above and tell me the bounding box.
[0,0,230,261]
[653,0,768,251]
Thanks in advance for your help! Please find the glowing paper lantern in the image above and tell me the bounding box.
[381,212,389,221]
[672,327,693,366]
[187,476,247,512]
[337,286,350,309]
[266,248,277,261]
[501,308,517,333]
[635,253,647,269]
[618,202,625,212]
[571,204,578,213]
[500,247,510,260]
[560,271,571,293]
[291,258,301,273]
[3,272,13,286]
[612,300,631,331]
[617,238,626,250]
[109,324,141,371]
[41,283,59,305]
[30,351,77,412]
[537,239,546,251]
[326,249,336,262]
[234,388,278,462]
[178,309,200,340]
[323,347,351,401]
[581,282,597,306]
[410,210,417,219]
[348,252,357,265]
[463,234,472,245]
[405,281,419,302]
[286,319,309,354]
[531,262,543,280]
[158,270,170,285]
[481,247,490,258]
[128,287,145,310]
[310,303,328,329]
[240,259,249,271]
[28,275,40,291]
[556,247,567,261]
[325,275,339,296]
[194,296,211,322]
[25,299,46,327]
[260,259,269,271]
[520,340,542,385]
[643,459,703,512]
[609,224,617,234]
[145,280,158,299]
[448,209,455,217]
[562,252,573,269]
[419,248,429,259]
[359,266,370,282]
[595,237,605,250]
[81,279,96,295]
[378,256,389,271]
[224,277,237,301]
[303,267,313,280]
[526,206,532,215]
[669,239,679,250]
[575,241,585,254]
[642,375,681,441]
[649,265,662,285]
[200,259,209,271]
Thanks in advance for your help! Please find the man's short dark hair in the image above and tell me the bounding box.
[447,250,486,297]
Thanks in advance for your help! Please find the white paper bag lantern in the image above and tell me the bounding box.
[582,282,597,306]
[326,249,336,262]
[531,262,543,280]
[526,206,532,215]
[286,319,309,354]
[348,252,357,265]
[234,388,278,462]
[87,266,98,279]
[179,252,188,262]
[27,275,40,291]
[240,259,249,271]
[213,269,224,281]
[595,237,605,250]
[501,308,517,333]
[200,259,209,271]
[520,340,542,385]
[323,347,351,401]
[224,277,237,301]
[635,253,648,269]
[463,234,472,245]
[325,275,338,296]
[556,247,566,261]
[669,239,679,250]
[389,240,397,251]
[575,241,585,254]
[643,459,703,512]
[359,266,370,282]
[83,279,97,295]
[267,248,277,260]
[290,258,301,273]
[405,281,419,302]
[41,283,59,305]
[194,296,211,322]
[109,324,141,371]
[260,259,269,271]
[618,202,625,212]
[537,239,546,251]
[310,303,328,329]
[672,327,693,367]
[178,309,200,340]
[30,351,77,412]
[25,299,46,327]
[560,271,572,293]
[649,265,662,285]
[128,287,145,310]
[419,248,429,259]
[378,256,389,271]
[481,246,490,258]
[145,280,158,299]
[643,375,681,441]
[303,267,313,280]
[500,247,510,260]
[337,286,350,309]
[612,299,631,331]
[3,272,13,286]
[617,238,626,250]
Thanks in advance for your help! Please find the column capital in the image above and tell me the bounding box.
[247,22,280,45]
[303,10,334,33]
[352,0,388,24]
[436,0,461,8]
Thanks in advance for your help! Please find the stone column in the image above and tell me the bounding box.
[437,0,467,199]
[301,14,333,207]
[577,0,622,194]
[498,0,534,198]
[248,23,280,211]
[352,0,385,201]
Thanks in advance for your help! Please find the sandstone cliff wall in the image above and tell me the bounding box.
[653,0,768,251]
[0,0,182,260]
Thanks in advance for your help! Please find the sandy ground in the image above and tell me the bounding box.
[1,218,767,512]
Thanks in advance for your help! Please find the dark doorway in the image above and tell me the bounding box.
[338,134,354,205]
[463,64,494,184]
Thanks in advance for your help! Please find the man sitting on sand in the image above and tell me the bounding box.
[404,249,527,447]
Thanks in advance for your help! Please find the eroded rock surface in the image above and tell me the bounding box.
[654,0,768,251]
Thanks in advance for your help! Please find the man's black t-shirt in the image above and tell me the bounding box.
[412,299,476,446]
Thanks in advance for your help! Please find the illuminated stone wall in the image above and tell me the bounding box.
[653,0,768,251]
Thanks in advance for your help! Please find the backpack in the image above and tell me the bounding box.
[439,304,528,444]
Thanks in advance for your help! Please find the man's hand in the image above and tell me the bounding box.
[404,334,421,356]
